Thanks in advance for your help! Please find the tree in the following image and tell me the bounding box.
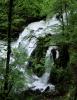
[52,0,77,98]
[3,0,13,99]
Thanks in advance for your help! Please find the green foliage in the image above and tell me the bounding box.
[0,46,28,94]
[33,64,45,77]
[50,0,77,66]
[10,68,25,92]
[53,0,74,13]
[0,59,6,90]
[70,49,77,64]
[49,66,73,95]
[0,0,55,39]
[12,46,28,65]
[47,1,77,98]
[9,47,28,91]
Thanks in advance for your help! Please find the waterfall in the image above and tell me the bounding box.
[29,46,58,92]
[0,15,60,92]
[12,15,60,55]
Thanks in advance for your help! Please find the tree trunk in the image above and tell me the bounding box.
[65,3,68,26]
[4,0,13,99]
[61,1,65,34]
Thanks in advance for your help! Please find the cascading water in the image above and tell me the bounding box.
[29,47,56,92]
[0,15,60,92]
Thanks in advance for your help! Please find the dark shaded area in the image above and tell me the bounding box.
[48,67,72,96]
[15,89,59,100]
[27,61,33,68]
[44,86,50,92]
[30,34,52,63]
[57,44,69,68]
[0,16,46,41]
[48,43,71,96]
[27,34,52,76]
[56,13,63,20]
[25,16,46,25]
[33,66,45,77]
[71,63,77,99]
[51,48,56,64]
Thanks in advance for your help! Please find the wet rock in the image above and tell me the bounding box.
[34,89,41,94]
[44,86,50,92]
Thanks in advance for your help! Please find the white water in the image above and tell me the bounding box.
[29,46,59,92]
[0,15,60,92]
[12,15,60,56]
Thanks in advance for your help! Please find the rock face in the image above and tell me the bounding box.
[16,89,59,100]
